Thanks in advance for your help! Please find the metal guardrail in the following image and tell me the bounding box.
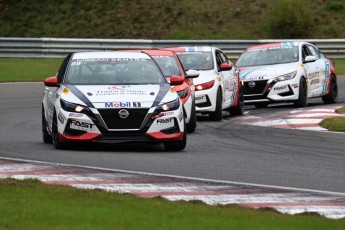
[0,37,345,59]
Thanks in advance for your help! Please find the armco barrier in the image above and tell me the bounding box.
[0,37,344,59]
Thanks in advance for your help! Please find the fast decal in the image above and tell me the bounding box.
[156,118,173,124]
[195,95,206,103]
[58,112,65,124]
[273,86,287,91]
[70,120,93,131]
[66,85,94,108]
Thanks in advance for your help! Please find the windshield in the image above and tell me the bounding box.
[152,56,182,77]
[236,46,299,67]
[64,58,165,85]
[176,52,214,70]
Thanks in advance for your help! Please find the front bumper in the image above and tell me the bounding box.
[56,106,185,143]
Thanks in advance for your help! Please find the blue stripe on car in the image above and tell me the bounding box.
[320,54,330,96]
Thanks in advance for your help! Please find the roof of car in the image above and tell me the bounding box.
[121,49,176,56]
[72,51,151,59]
[247,42,299,51]
[162,46,213,52]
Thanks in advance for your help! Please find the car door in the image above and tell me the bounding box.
[307,45,327,96]
[215,50,235,108]
[302,45,325,97]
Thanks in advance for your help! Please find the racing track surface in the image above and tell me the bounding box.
[0,77,345,194]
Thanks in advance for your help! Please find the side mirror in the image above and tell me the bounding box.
[170,75,184,85]
[186,69,199,78]
[44,76,59,87]
[220,63,232,71]
[304,56,317,63]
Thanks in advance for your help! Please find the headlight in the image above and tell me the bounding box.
[177,88,188,99]
[156,99,180,112]
[60,99,92,115]
[274,71,297,82]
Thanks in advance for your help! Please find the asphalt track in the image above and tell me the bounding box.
[0,77,344,194]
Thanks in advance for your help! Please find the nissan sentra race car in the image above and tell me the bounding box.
[120,49,199,132]
[162,46,244,121]
[236,42,338,108]
[42,52,187,151]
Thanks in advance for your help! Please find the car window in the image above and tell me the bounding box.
[302,45,311,60]
[152,56,182,77]
[236,46,299,67]
[307,45,320,59]
[64,58,165,85]
[176,52,214,71]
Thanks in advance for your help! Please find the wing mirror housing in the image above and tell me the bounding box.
[304,55,317,63]
[186,69,199,78]
[220,63,232,71]
[170,75,184,85]
[44,76,59,87]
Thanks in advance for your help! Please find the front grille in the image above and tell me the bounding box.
[243,80,268,95]
[98,108,149,129]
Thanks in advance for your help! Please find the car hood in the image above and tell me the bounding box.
[62,84,170,109]
[239,62,299,81]
[192,70,218,85]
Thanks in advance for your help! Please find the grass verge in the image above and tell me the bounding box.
[0,58,345,83]
[320,107,345,132]
[0,178,344,229]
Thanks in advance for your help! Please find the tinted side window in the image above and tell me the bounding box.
[307,45,320,58]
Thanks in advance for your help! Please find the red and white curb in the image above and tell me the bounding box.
[231,105,345,131]
[1,157,345,219]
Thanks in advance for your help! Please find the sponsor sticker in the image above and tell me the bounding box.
[69,113,83,117]
[58,112,65,124]
[105,102,131,108]
[70,120,93,131]
[162,111,174,116]
[273,85,287,91]
[156,118,174,125]
[292,83,299,88]
[195,95,207,103]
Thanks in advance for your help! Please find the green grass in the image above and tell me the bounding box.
[0,58,62,82]
[0,58,345,83]
[0,178,344,230]
[320,107,345,132]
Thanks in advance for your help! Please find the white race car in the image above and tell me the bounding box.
[162,46,244,121]
[42,52,186,151]
[236,42,338,108]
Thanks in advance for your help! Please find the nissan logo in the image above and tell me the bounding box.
[248,81,256,88]
[118,109,129,119]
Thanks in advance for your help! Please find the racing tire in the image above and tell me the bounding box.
[209,88,223,121]
[186,99,197,133]
[52,111,66,149]
[322,74,338,104]
[254,102,269,109]
[163,124,187,151]
[294,77,308,108]
[229,88,244,116]
[42,106,52,144]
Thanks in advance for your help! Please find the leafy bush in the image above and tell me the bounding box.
[327,1,344,11]
[265,0,314,38]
